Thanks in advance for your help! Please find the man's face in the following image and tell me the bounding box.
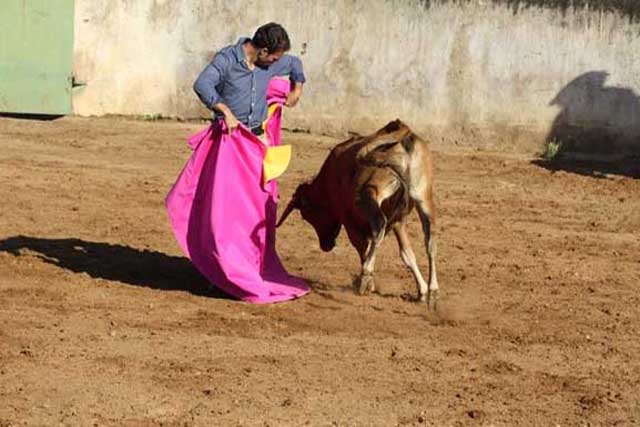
[256,48,284,67]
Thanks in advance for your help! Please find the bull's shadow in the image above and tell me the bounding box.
[533,71,640,178]
[0,235,230,299]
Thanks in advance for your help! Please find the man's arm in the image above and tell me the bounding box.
[269,54,306,108]
[193,52,239,131]
[286,82,304,108]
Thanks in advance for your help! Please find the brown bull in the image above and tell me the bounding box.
[277,119,439,306]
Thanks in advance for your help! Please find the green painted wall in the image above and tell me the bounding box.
[0,0,74,114]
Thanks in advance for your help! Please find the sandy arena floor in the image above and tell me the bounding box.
[0,116,639,426]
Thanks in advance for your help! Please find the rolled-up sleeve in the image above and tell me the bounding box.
[193,53,230,110]
[270,54,306,84]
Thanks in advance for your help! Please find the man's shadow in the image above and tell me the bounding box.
[533,71,640,178]
[0,235,231,299]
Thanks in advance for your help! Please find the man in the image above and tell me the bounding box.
[193,22,305,139]
[166,23,310,304]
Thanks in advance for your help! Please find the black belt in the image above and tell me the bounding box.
[212,118,264,136]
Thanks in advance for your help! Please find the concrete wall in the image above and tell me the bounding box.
[73,0,640,154]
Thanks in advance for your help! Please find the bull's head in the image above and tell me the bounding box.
[277,183,342,252]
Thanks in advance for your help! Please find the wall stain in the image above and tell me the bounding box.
[417,0,640,22]
[447,21,472,126]
[149,0,181,28]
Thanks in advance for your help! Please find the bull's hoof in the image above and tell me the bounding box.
[418,289,439,311]
[356,274,374,295]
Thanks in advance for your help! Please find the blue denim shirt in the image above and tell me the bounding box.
[193,38,306,129]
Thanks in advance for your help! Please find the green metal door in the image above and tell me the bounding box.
[0,0,74,115]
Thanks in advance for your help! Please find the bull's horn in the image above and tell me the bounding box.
[276,196,298,228]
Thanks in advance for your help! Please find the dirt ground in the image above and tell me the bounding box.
[0,116,639,427]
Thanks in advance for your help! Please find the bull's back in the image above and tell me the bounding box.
[316,121,432,226]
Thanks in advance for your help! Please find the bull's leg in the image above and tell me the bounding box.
[357,226,386,295]
[412,189,439,308]
[392,222,429,299]
[358,237,382,294]
[355,190,388,295]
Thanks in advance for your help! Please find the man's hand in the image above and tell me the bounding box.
[285,83,303,108]
[224,112,240,134]
[214,102,240,134]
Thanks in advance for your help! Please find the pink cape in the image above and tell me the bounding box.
[165,79,309,303]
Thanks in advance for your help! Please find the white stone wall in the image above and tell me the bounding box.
[73,0,640,153]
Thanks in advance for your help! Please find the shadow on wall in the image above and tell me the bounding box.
[0,236,232,300]
[534,71,640,178]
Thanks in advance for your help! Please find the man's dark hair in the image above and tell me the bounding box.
[252,23,291,53]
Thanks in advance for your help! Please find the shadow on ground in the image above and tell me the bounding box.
[0,235,232,299]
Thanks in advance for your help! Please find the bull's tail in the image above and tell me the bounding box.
[386,164,411,210]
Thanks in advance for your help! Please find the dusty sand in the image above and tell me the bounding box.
[0,116,639,426]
